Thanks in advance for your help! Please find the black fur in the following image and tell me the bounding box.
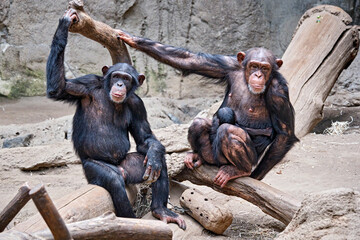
[47,17,170,218]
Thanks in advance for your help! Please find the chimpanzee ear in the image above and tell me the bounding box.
[276,59,283,68]
[237,52,246,64]
[102,65,110,76]
[138,74,145,86]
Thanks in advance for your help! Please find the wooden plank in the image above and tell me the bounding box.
[174,165,301,225]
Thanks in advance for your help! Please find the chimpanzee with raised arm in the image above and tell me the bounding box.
[46,9,185,229]
[118,30,299,187]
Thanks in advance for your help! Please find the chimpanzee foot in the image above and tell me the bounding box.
[152,207,186,230]
[184,152,203,170]
[214,165,250,188]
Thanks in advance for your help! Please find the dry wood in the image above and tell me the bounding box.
[179,189,233,234]
[14,184,137,233]
[174,165,301,225]
[67,0,131,65]
[281,5,359,137]
[0,230,41,240]
[29,184,72,240]
[0,183,31,232]
[33,212,172,240]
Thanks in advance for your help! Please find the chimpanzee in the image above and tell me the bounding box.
[46,9,185,229]
[118,30,299,187]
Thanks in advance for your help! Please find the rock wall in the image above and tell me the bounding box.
[0,0,359,101]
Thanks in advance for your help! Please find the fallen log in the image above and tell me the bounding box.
[67,0,131,65]
[174,165,301,225]
[14,184,137,233]
[281,5,359,137]
[33,212,172,240]
[0,183,31,232]
[29,184,71,240]
[179,188,233,234]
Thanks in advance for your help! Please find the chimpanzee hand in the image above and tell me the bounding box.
[142,155,162,183]
[62,8,79,28]
[117,30,137,48]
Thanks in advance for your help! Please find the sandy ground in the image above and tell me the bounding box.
[0,96,359,239]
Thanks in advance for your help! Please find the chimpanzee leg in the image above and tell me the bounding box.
[185,118,217,169]
[82,158,135,217]
[118,152,186,229]
[213,124,258,187]
[151,156,186,230]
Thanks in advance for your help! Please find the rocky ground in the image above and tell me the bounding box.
[0,95,359,239]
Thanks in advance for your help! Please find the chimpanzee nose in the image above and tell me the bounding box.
[117,82,123,87]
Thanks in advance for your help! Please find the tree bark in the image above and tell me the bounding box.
[281,5,359,137]
[33,212,172,240]
[67,0,131,65]
[174,165,301,225]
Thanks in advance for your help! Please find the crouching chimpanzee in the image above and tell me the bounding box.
[118,30,299,188]
[46,9,185,229]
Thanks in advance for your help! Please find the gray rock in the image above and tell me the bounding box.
[0,0,358,102]
[276,188,360,240]
[2,134,34,148]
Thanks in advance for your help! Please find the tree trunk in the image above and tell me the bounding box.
[281,5,359,137]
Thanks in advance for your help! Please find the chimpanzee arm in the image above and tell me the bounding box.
[129,96,166,183]
[250,75,299,180]
[46,10,101,102]
[118,30,239,80]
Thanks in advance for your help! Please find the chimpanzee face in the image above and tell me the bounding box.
[109,71,133,103]
[102,63,145,104]
[237,48,283,95]
[246,60,272,94]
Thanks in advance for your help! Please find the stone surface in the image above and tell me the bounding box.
[0,0,358,102]
[276,188,360,240]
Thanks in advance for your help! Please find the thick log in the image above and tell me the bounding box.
[33,212,172,240]
[0,183,31,232]
[29,184,72,240]
[174,165,301,225]
[281,5,359,137]
[179,189,233,234]
[14,184,137,233]
[67,0,131,65]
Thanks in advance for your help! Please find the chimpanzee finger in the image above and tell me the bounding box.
[154,169,161,181]
[143,156,148,166]
[142,166,151,180]
[148,169,156,182]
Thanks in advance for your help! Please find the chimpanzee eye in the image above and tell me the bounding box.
[262,67,270,73]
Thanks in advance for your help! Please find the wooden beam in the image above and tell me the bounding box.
[29,184,72,240]
[0,183,31,232]
[174,165,301,225]
[33,212,172,240]
[14,184,137,233]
